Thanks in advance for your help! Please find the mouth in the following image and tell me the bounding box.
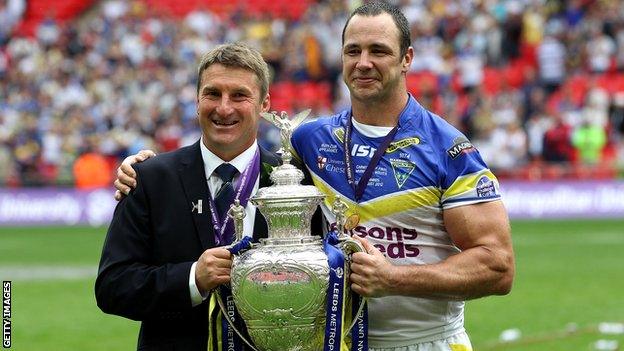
[354,77,377,84]
[212,119,239,127]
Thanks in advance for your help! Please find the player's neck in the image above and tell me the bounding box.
[351,91,408,127]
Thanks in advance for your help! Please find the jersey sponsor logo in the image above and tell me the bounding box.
[447,137,475,159]
[390,159,415,189]
[386,137,420,153]
[317,156,327,170]
[319,143,338,154]
[330,223,421,259]
[324,159,346,173]
[476,176,496,197]
[332,127,345,143]
[331,127,377,158]
[351,144,377,158]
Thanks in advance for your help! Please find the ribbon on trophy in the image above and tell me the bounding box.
[208,234,253,351]
[323,230,369,351]
[216,285,245,351]
[210,236,255,351]
[350,288,368,351]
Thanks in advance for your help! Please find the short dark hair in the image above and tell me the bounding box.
[196,43,270,99]
[341,1,411,57]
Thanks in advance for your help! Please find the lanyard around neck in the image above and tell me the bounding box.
[207,148,260,245]
[343,115,399,202]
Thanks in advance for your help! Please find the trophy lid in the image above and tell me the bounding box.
[251,162,325,203]
[253,110,325,204]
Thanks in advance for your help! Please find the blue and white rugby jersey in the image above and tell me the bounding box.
[291,96,501,347]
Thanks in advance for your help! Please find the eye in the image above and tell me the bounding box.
[231,92,249,101]
[371,48,390,56]
[203,89,220,98]
[344,47,360,56]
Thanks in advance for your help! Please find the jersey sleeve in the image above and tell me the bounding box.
[437,133,501,210]
[290,119,313,164]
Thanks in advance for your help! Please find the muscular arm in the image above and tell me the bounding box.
[350,200,515,300]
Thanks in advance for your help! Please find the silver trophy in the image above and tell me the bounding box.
[218,110,365,351]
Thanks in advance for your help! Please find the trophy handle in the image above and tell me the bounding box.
[339,238,368,335]
[214,289,260,351]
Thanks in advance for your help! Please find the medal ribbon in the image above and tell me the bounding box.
[323,230,347,351]
[208,149,260,246]
[344,116,399,202]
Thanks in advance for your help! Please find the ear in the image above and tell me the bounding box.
[401,46,414,73]
[261,93,271,112]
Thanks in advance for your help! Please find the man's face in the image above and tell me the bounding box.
[342,13,411,103]
[196,64,269,160]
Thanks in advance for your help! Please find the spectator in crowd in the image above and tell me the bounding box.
[479,120,528,170]
[571,117,607,164]
[0,0,25,46]
[525,111,553,161]
[537,28,566,95]
[585,23,616,74]
[543,112,575,163]
[73,137,113,188]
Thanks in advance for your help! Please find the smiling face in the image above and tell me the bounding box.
[196,63,270,161]
[342,13,412,105]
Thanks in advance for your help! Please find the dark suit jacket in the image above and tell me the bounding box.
[96,140,320,350]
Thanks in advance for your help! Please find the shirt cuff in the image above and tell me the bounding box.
[189,261,209,306]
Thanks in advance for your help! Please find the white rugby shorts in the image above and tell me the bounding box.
[368,331,472,351]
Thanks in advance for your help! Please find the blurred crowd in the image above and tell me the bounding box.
[1,0,624,187]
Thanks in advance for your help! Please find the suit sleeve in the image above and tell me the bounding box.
[95,166,195,321]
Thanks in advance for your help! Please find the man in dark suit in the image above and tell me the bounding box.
[95,43,284,350]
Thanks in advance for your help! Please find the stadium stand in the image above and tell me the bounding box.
[1,0,624,187]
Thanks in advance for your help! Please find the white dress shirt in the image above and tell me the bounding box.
[189,138,261,305]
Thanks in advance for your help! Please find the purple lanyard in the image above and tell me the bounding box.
[207,148,260,245]
[344,115,399,202]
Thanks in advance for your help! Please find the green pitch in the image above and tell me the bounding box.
[0,220,622,350]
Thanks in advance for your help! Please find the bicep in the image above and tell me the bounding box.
[444,200,512,253]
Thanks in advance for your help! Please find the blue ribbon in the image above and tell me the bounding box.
[217,236,254,351]
[323,231,346,351]
[229,236,253,255]
[323,231,369,351]
[350,293,368,351]
[218,285,244,351]
[323,231,345,351]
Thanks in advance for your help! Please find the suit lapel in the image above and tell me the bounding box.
[178,141,216,250]
[178,143,281,246]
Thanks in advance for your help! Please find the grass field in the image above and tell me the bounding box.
[0,220,622,350]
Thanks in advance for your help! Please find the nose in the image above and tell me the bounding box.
[215,96,234,116]
[356,51,373,70]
